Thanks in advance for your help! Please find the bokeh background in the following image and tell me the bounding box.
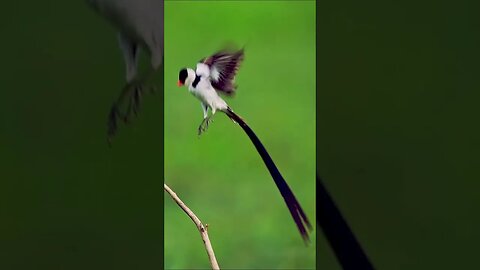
[317,0,480,269]
[164,1,316,269]
[0,1,164,269]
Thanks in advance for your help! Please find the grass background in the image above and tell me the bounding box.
[164,1,316,269]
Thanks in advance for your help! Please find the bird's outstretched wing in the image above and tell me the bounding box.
[200,48,245,95]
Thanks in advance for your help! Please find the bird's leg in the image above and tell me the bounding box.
[207,109,216,127]
[198,103,209,135]
[118,33,140,84]
[115,78,143,120]
[199,113,219,135]
[109,32,159,132]
[107,34,141,139]
[198,114,216,136]
[205,115,214,128]
[113,60,159,123]
[198,115,212,136]
[197,116,205,135]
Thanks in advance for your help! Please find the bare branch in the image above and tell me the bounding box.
[164,183,220,270]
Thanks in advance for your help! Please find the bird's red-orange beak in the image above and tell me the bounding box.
[177,80,183,87]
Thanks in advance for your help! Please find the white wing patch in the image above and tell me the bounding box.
[210,66,220,82]
[195,63,210,77]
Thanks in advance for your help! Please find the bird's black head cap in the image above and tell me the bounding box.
[178,68,188,85]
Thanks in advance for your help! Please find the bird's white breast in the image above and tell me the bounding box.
[188,77,228,111]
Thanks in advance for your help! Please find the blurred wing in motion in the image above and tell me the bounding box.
[200,48,245,95]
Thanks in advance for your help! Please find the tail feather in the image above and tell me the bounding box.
[225,107,312,243]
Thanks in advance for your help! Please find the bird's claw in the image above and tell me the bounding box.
[197,118,213,136]
[206,118,213,128]
[106,80,144,141]
[198,124,207,136]
[131,82,144,117]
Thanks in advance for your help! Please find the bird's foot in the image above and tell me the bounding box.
[197,118,213,136]
[127,80,145,118]
[198,123,207,136]
[106,79,146,143]
[206,118,213,128]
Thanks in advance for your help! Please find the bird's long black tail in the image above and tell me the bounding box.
[224,107,312,243]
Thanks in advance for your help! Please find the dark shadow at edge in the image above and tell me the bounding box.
[316,175,375,270]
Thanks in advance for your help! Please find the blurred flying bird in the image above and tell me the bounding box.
[177,48,312,243]
[85,0,164,142]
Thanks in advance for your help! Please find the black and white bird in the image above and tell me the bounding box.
[177,48,312,243]
[85,0,164,142]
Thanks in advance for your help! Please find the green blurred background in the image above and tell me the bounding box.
[317,0,480,269]
[0,1,164,269]
[164,1,316,269]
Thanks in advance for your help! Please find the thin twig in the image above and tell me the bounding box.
[164,183,220,270]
